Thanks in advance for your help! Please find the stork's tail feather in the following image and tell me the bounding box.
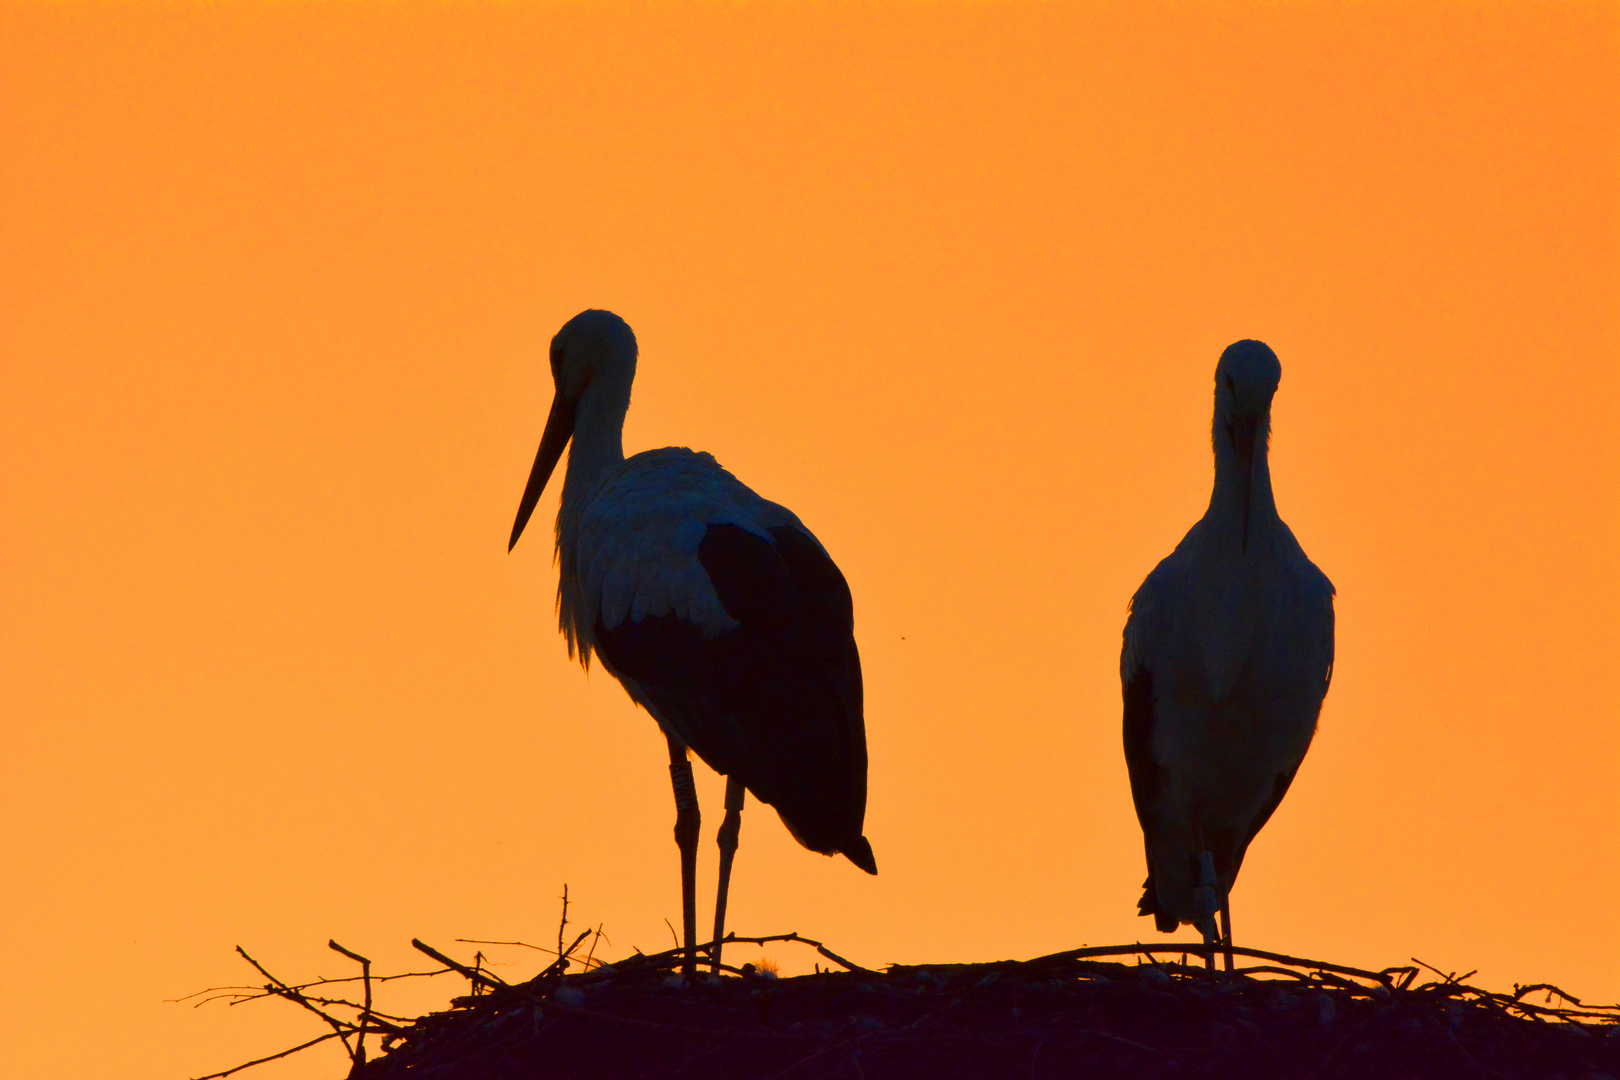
[1137,874,1179,933]
[842,837,878,875]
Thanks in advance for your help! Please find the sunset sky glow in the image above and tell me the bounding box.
[2,3,1617,1077]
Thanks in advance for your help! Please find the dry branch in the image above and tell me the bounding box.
[191,1032,343,1080]
[1026,941,1412,987]
[411,938,509,992]
[328,941,374,1071]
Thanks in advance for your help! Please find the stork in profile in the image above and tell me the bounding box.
[509,310,876,977]
[1120,340,1335,969]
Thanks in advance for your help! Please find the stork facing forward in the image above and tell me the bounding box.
[509,310,876,977]
[1121,340,1335,969]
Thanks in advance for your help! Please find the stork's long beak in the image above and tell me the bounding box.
[509,390,575,551]
[1230,413,1259,554]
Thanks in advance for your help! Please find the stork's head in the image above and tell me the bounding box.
[1215,339,1281,420]
[510,310,638,551]
[1213,339,1281,552]
[549,309,639,402]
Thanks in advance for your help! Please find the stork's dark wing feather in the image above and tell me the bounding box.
[1122,664,1177,931]
[1122,664,1160,830]
[1238,765,1299,862]
[593,523,873,872]
[1229,581,1333,871]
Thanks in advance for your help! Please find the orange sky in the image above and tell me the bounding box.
[2,2,1616,1077]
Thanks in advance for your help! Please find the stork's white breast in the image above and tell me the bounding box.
[568,448,811,642]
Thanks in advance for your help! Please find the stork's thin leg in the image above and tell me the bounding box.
[667,734,701,978]
[1219,898,1234,972]
[1192,850,1220,972]
[710,776,746,973]
[1200,919,1217,971]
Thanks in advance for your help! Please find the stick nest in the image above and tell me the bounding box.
[190,928,1618,1080]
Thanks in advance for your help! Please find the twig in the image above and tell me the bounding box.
[457,937,551,952]
[1412,957,1474,986]
[1512,982,1594,1007]
[584,924,607,971]
[328,941,373,1072]
[537,929,596,982]
[411,939,508,992]
[1028,942,1398,986]
[191,1032,342,1080]
[680,931,874,973]
[235,947,356,1062]
[172,968,449,1007]
[268,998,409,1028]
[1387,966,1421,991]
[558,884,570,969]
[1228,964,1316,983]
[814,943,871,974]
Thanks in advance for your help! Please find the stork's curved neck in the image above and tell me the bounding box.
[562,376,632,513]
[1207,406,1279,553]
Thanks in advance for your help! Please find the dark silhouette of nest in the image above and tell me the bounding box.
[191,923,1617,1080]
